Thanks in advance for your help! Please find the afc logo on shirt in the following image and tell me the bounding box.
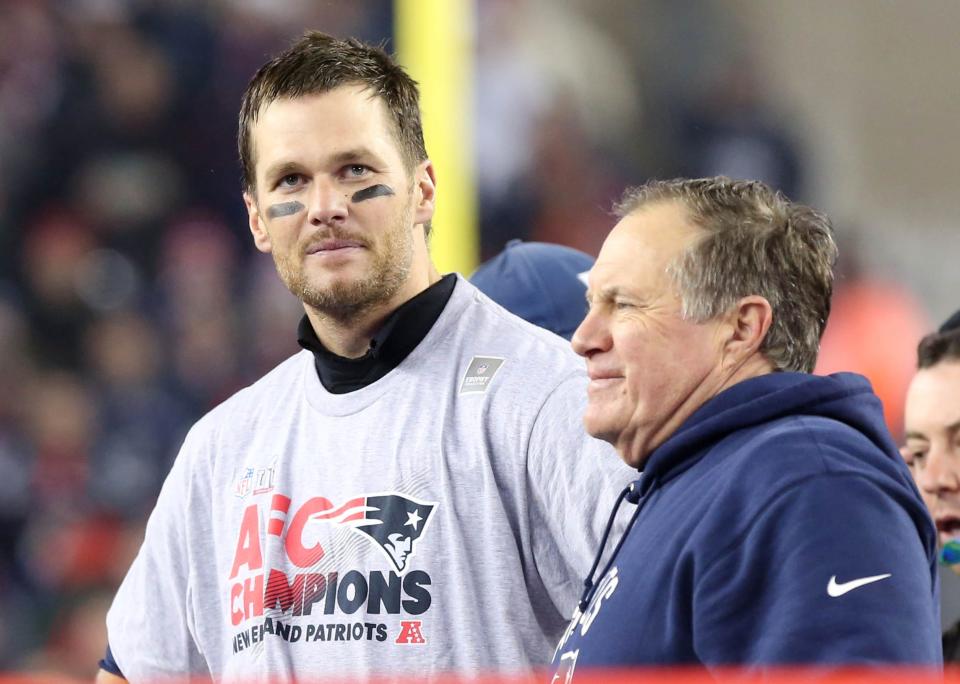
[226,489,438,654]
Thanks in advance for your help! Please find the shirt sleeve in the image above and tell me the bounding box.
[692,472,942,665]
[106,426,210,681]
[525,375,638,619]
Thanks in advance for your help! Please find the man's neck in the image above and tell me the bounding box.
[305,309,386,358]
[305,265,442,358]
[617,353,777,468]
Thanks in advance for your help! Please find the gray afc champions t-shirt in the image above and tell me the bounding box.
[106,276,635,681]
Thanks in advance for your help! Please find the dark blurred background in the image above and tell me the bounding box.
[0,0,956,676]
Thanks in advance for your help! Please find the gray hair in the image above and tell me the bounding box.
[615,177,837,373]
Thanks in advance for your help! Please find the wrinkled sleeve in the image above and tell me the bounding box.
[525,375,637,619]
[693,473,942,665]
[106,426,210,681]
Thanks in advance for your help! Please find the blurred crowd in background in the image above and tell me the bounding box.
[0,0,937,677]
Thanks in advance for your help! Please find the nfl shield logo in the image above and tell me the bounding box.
[234,468,254,498]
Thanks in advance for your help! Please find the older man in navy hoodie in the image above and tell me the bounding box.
[551,177,941,677]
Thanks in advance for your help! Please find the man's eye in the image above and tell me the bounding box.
[278,174,302,187]
[347,164,369,177]
[900,446,925,466]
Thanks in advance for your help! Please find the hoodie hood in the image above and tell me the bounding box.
[639,371,903,495]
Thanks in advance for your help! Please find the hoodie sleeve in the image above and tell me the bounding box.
[692,472,941,665]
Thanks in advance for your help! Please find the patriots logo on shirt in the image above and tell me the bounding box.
[323,493,436,573]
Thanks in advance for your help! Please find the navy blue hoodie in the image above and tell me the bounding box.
[551,372,941,676]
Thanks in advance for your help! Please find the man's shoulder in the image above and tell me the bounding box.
[161,350,311,480]
[192,350,310,434]
[722,409,889,475]
[452,295,588,412]
[684,408,909,527]
[449,276,584,372]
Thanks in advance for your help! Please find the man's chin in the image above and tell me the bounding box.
[582,411,616,442]
[298,276,399,317]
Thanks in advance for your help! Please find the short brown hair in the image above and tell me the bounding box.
[238,31,427,193]
[615,177,837,373]
[917,328,960,369]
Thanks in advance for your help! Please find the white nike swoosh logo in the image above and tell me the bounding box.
[827,573,892,597]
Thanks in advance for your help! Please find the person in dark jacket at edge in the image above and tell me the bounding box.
[902,309,960,662]
[550,176,941,680]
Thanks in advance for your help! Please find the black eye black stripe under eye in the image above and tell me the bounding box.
[266,201,305,219]
[351,184,394,203]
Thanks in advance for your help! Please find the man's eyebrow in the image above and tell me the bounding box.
[262,148,381,183]
[262,160,303,182]
[905,420,960,442]
[586,286,637,308]
[328,147,378,165]
[591,286,628,301]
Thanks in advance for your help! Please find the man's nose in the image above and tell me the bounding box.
[571,307,611,359]
[918,445,960,495]
[306,179,349,226]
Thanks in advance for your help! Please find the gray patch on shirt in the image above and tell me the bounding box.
[459,356,505,394]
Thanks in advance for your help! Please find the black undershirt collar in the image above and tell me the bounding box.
[297,273,457,394]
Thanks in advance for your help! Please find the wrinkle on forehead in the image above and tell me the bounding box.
[600,202,701,259]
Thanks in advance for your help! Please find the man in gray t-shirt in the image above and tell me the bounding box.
[98,31,633,683]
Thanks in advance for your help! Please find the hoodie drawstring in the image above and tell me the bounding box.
[578,479,644,611]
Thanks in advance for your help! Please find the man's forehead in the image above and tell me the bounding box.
[585,259,631,293]
[251,89,397,174]
[255,92,388,141]
[588,209,694,293]
[905,362,960,427]
[255,83,381,119]
[912,361,960,394]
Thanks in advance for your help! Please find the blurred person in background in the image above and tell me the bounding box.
[82,311,192,515]
[815,226,930,443]
[902,310,960,661]
[474,0,639,259]
[99,31,632,682]
[25,587,114,679]
[19,211,99,369]
[551,177,939,677]
[0,292,41,665]
[155,212,247,411]
[470,239,593,340]
[675,58,805,200]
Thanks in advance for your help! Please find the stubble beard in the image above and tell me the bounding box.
[273,200,416,323]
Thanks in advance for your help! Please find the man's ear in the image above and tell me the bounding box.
[412,160,436,226]
[723,295,773,366]
[244,191,272,254]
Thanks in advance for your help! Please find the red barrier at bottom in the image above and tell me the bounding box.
[0,667,955,684]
